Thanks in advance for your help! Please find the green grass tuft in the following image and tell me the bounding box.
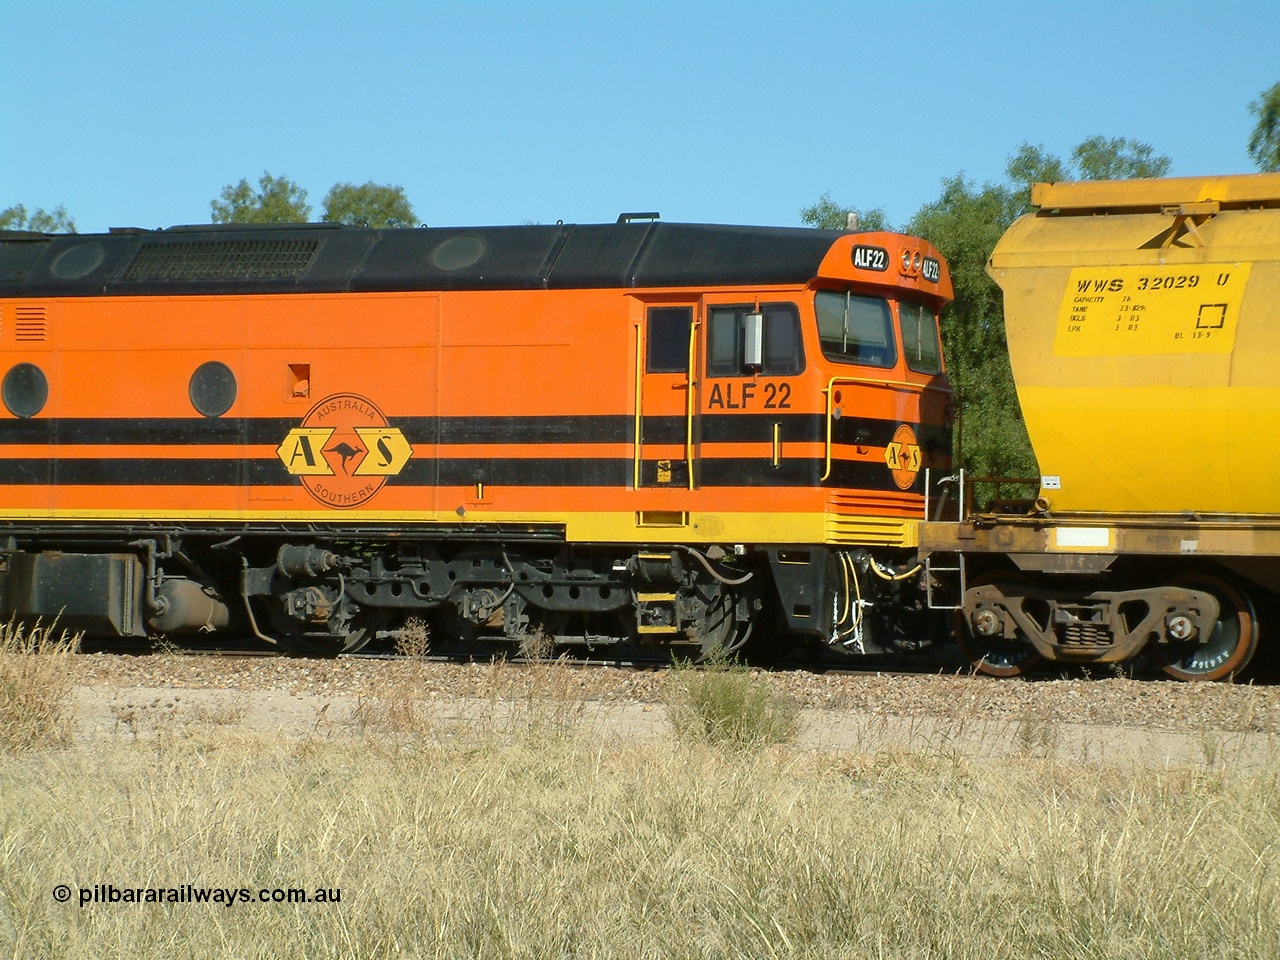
[665,655,799,749]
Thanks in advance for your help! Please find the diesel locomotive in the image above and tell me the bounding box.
[0,217,953,658]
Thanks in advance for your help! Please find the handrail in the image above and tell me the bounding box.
[633,323,643,489]
[685,317,699,489]
[821,375,953,482]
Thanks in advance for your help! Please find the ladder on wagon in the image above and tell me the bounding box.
[922,468,966,611]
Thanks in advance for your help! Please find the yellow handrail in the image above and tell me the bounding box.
[685,317,699,489]
[633,324,643,489]
[821,376,953,482]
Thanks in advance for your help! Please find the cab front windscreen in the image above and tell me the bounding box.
[814,290,895,367]
[899,299,942,374]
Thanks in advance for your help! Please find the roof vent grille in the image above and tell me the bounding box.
[121,239,320,281]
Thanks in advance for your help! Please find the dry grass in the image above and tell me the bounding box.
[351,622,589,746]
[3,640,1279,958]
[0,618,80,753]
[2,733,1277,959]
[350,617,437,738]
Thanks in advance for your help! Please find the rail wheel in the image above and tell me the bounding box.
[954,572,1044,678]
[1158,573,1257,681]
[282,611,387,656]
[695,586,744,661]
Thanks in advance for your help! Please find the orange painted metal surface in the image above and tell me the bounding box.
[0,228,953,547]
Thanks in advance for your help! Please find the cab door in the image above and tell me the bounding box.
[635,304,697,489]
[700,299,806,486]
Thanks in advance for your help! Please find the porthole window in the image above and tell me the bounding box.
[431,234,486,271]
[189,361,237,418]
[2,362,49,419]
[50,242,106,280]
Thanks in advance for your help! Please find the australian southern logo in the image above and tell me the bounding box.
[884,423,922,490]
[276,393,413,508]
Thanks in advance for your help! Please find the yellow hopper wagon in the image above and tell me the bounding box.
[922,173,1280,680]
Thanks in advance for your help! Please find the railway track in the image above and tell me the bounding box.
[75,633,1278,684]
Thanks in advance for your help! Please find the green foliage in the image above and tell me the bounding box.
[210,175,419,228]
[1248,82,1280,172]
[905,174,1036,477]
[322,181,417,228]
[800,191,891,231]
[1070,135,1172,181]
[211,171,311,224]
[665,656,799,750]
[0,204,76,233]
[1004,143,1070,212]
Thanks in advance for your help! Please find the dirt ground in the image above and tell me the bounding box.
[68,653,1280,769]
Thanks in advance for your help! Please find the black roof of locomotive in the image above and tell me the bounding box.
[0,220,850,298]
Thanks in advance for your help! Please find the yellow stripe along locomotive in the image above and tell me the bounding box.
[0,217,952,657]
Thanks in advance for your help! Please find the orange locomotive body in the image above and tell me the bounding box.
[0,218,952,655]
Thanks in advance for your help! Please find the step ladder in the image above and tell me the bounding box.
[924,552,966,612]
[923,467,966,611]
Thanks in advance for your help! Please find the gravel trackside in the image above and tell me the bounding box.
[69,653,1280,734]
[61,654,1280,771]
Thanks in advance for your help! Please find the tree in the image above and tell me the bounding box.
[905,174,1034,478]
[903,135,1171,478]
[322,182,417,228]
[211,172,311,223]
[800,191,891,231]
[1247,82,1280,172]
[0,204,76,233]
[1070,136,1172,181]
[1004,143,1070,213]
[1005,137,1171,208]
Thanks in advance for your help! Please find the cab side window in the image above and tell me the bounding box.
[647,307,692,373]
[900,299,943,374]
[706,303,804,377]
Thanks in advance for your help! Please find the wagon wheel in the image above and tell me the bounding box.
[953,572,1044,678]
[1158,573,1257,682]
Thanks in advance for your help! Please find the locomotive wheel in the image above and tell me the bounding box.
[1158,574,1257,681]
[287,612,387,656]
[695,587,742,662]
[953,572,1044,678]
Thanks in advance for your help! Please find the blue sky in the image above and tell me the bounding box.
[3,1,1277,234]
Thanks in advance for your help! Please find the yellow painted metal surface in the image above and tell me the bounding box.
[1032,173,1280,211]
[990,174,1280,515]
[1054,264,1251,356]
